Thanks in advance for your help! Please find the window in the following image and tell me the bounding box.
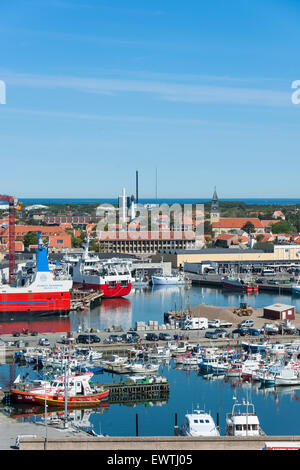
[193,419,198,423]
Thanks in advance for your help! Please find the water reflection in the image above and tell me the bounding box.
[0,316,70,335]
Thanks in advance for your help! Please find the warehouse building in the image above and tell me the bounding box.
[263,304,295,321]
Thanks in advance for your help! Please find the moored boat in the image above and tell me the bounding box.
[151,274,186,285]
[69,238,132,298]
[0,234,72,317]
[179,409,220,437]
[222,275,258,293]
[226,398,265,436]
[10,372,109,404]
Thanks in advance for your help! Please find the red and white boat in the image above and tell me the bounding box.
[0,237,72,317]
[70,239,132,298]
[222,276,258,293]
[10,372,109,404]
[225,363,243,378]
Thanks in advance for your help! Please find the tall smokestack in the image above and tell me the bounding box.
[136,170,139,204]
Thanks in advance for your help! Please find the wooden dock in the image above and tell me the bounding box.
[103,379,170,401]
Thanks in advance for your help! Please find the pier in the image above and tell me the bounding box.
[70,289,103,311]
[186,273,294,294]
[16,434,300,451]
[104,380,170,401]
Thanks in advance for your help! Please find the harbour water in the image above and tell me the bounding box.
[2,285,300,437]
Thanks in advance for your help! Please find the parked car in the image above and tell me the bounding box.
[231,328,250,337]
[256,278,264,284]
[108,334,123,343]
[39,337,50,346]
[126,332,140,341]
[214,328,229,338]
[247,328,261,336]
[159,332,172,341]
[205,331,219,339]
[103,337,113,344]
[145,333,159,341]
[267,279,279,285]
[238,319,254,328]
[260,323,279,335]
[76,334,100,344]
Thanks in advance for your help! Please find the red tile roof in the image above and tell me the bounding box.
[212,218,264,229]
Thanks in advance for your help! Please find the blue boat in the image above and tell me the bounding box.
[198,357,219,373]
[75,365,104,373]
[241,341,269,354]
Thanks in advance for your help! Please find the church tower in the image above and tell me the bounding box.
[210,187,220,224]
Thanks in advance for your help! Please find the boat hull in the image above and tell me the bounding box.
[222,280,258,293]
[0,291,70,316]
[34,390,109,407]
[73,281,132,298]
[152,276,185,285]
[10,388,109,405]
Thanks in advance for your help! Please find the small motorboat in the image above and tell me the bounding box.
[179,409,220,437]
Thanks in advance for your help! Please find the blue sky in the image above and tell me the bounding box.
[0,0,300,199]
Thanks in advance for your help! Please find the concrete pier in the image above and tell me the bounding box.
[17,434,300,450]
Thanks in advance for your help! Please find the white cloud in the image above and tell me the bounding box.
[0,70,291,107]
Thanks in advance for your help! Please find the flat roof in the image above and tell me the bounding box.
[159,248,264,255]
[264,304,295,311]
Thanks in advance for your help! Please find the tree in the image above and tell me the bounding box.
[271,220,296,234]
[204,221,212,235]
[89,238,99,252]
[23,231,38,247]
[241,221,255,234]
[255,234,265,243]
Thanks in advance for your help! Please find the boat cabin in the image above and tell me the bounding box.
[226,401,262,437]
[180,409,220,437]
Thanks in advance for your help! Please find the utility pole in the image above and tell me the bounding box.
[64,358,69,429]
[44,379,48,450]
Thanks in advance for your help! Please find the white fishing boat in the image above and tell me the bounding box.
[274,366,300,386]
[145,346,171,360]
[152,273,186,285]
[226,397,265,436]
[265,342,286,355]
[127,362,160,374]
[179,409,220,437]
[198,356,220,373]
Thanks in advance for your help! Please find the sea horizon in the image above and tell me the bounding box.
[17,197,300,206]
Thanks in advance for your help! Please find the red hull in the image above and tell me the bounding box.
[73,282,132,298]
[10,388,109,405]
[222,282,258,293]
[0,291,70,315]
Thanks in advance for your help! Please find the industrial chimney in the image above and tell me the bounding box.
[136,170,139,204]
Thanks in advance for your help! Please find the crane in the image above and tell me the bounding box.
[0,195,21,284]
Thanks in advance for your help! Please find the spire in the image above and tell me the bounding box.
[210,186,220,223]
[212,186,218,202]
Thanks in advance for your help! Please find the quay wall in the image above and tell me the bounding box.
[19,435,300,451]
